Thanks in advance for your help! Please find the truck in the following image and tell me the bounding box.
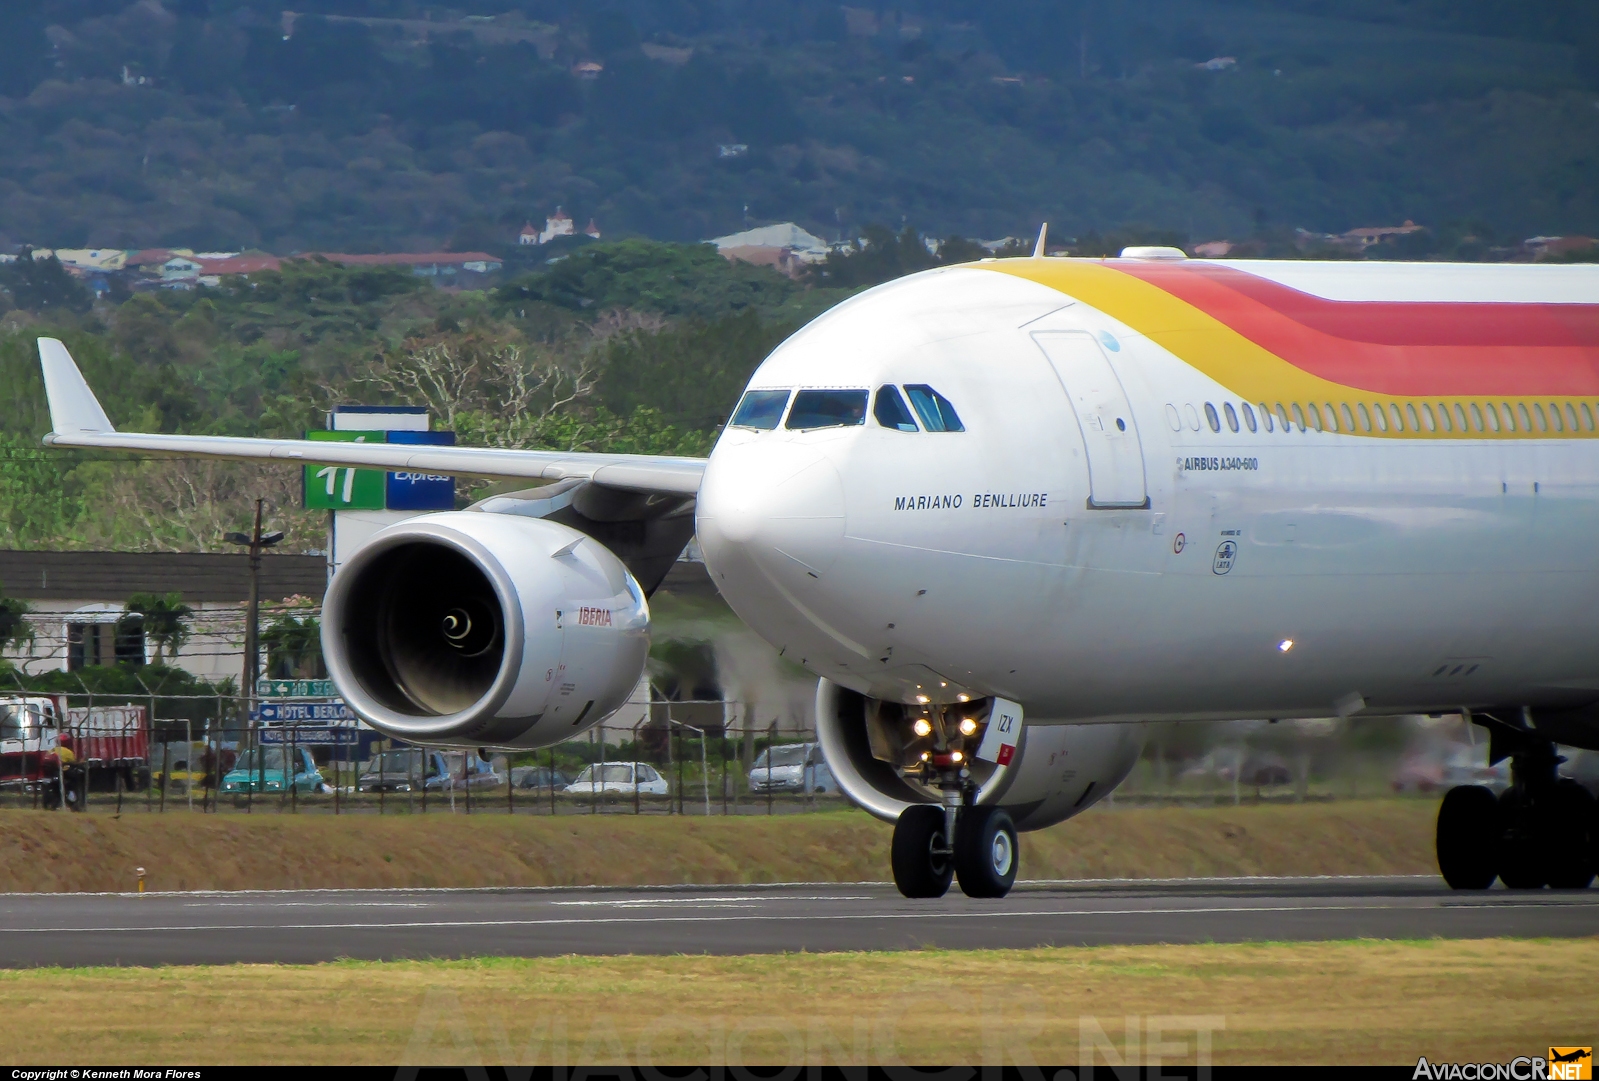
[0,695,150,810]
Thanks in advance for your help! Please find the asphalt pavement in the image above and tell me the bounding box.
[1,876,1594,968]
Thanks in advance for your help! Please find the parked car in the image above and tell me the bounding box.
[221,746,326,794]
[565,762,668,800]
[510,765,573,791]
[422,750,503,792]
[358,749,428,793]
[748,742,837,794]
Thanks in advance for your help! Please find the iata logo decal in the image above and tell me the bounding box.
[1212,540,1237,575]
[576,606,613,627]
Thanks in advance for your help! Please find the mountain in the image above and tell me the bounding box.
[0,0,1595,252]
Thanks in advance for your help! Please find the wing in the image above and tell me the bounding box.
[36,338,705,496]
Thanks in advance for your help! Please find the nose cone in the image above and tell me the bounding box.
[697,437,846,584]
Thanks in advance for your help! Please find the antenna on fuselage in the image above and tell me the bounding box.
[1033,223,1048,258]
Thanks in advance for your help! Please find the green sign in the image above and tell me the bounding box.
[303,431,386,509]
[257,679,336,698]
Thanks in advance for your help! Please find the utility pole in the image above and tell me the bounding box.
[225,501,284,767]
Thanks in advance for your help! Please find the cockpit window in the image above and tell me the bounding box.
[786,389,868,430]
[729,389,791,430]
[873,386,919,432]
[904,385,965,432]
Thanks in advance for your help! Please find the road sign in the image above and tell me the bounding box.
[256,679,335,698]
[254,701,356,722]
[260,726,360,746]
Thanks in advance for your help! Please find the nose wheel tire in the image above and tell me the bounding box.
[891,805,954,898]
[954,805,1019,899]
[1436,785,1499,889]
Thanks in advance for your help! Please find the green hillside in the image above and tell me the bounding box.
[1,1,1595,252]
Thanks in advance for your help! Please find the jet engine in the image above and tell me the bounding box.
[816,679,1143,831]
[322,511,649,748]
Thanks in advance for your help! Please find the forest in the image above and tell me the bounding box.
[0,0,1595,253]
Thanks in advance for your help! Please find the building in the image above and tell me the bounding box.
[52,249,127,272]
[518,222,540,245]
[1524,235,1597,260]
[313,252,504,277]
[1192,240,1233,258]
[196,254,282,277]
[0,550,326,684]
[536,208,575,245]
[708,222,830,276]
[584,218,601,240]
[1342,220,1426,249]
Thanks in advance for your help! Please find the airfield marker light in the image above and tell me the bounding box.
[912,718,933,737]
[958,717,978,736]
[1278,639,1295,653]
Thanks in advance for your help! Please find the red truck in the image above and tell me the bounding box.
[0,695,150,810]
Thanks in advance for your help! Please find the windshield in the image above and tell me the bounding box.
[786,390,867,430]
[234,748,291,774]
[370,750,421,773]
[755,745,809,768]
[904,385,965,432]
[730,389,790,430]
[576,764,634,783]
[0,705,27,742]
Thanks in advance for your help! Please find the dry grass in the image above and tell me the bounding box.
[0,800,1442,893]
[0,938,1590,1065]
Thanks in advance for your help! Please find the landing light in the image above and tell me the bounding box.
[955,693,970,702]
[920,751,931,761]
[914,694,930,704]
[958,718,978,736]
[1278,639,1295,653]
[950,750,964,763]
[912,718,933,737]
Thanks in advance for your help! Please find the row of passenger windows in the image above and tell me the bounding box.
[731,385,965,433]
[1166,398,1599,436]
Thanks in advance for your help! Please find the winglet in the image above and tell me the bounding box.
[1033,223,1048,258]
[37,337,114,435]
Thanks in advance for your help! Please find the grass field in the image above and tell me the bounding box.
[0,800,1442,893]
[1,938,1590,1065]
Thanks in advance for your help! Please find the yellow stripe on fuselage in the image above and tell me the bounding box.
[977,258,1599,439]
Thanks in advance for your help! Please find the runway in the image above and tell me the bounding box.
[1,876,1594,967]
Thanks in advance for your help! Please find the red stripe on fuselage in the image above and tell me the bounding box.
[1111,261,1599,396]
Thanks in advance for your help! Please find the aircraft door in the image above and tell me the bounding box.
[1033,331,1148,509]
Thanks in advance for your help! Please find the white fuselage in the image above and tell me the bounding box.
[695,262,1599,723]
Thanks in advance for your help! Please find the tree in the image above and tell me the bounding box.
[0,580,34,657]
[123,592,194,664]
[0,254,92,314]
[261,612,322,678]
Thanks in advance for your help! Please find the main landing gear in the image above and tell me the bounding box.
[892,802,1020,899]
[1436,720,1597,890]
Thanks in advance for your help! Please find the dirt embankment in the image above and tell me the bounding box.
[0,801,1441,893]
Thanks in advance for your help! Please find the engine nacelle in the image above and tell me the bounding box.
[816,680,1143,831]
[323,511,649,748]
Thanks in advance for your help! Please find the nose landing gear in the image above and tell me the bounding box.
[1436,716,1597,890]
[891,802,1020,899]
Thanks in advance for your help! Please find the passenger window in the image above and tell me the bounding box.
[1291,403,1306,432]
[1437,402,1452,432]
[786,389,868,430]
[1322,403,1338,432]
[729,389,791,430]
[1484,403,1501,432]
[1405,403,1420,431]
[1535,403,1550,432]
[904,385,965,432]
[1389,403,1405,432]
[1585,403,1596,431]
[1242,402,1257,432]
[1453,403,1467,431]
[873,386,919,432]
[1185,404,1201,430]
[1552,403,1566,432]
[1501,402,1517,432]
[1204,402,1220,432]
[1340,403,1355,432]
[1165,403,1182,432]
[1518,402,1533,432]
[1357,403,1372,432]
[1564,403,1579,431]
[1421,403,1436,432]
[1373,402,1388,432]
[1470,402,1485,432]
[1258,403,1274,432]
[1223,402,1239,432]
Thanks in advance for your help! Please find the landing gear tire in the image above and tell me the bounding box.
[954,805,1019,899]
[891,804,953,898]
[1497,788,1547,889]
[1546,780,1596,890]
[1437,785,1499,890]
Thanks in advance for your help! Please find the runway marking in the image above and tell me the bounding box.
[548,895,872,907]
[183,901,435,908]
[4,899,1592,935]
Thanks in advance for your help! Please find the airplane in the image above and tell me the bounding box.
[35,235,1599,899]
[1550,1049,1591,1064]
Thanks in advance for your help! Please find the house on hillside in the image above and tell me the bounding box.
[709,223,830,277]
[314,251,504,278]
[1524,235,1597,260]
[518,222,540,245]
[537,208,574,245]
[52,249,127,272]
[1342,220,1426,249]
